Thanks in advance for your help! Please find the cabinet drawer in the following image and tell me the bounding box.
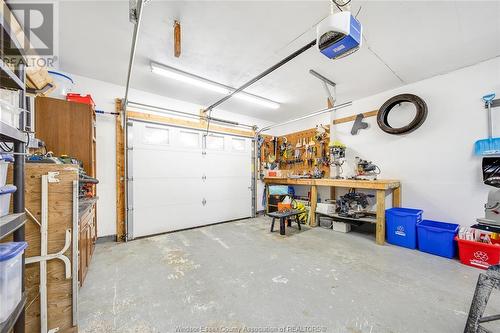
[79,205,95,228]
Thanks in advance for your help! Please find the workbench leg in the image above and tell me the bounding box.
[270,218,275,232]
[330,187,336,201]
[376,190,386,245]
[392,186,401,208]
[266,185,269,214]
[280,218,286,235]
[310,185,318,227]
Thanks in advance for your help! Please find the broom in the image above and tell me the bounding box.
[475,93,500,156]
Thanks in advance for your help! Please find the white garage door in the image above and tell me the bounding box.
[127,120,253,239]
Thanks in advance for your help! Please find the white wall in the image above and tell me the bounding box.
[58,56,499,236]
[328,58,500,225]
[65,73,272,237]
[264,57,500,226]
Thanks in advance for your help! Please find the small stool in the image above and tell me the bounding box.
[267,210,302,235]
[464,264,500,333]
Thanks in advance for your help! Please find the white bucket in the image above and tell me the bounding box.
[47,70,75,99]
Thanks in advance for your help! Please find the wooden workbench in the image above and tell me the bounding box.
[263,178,401,245]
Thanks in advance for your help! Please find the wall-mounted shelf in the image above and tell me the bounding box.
[0,59,24,90]
[0,213,26,239]
[316,211,376,226]
[0,292,26,333]
[0,121,27,143]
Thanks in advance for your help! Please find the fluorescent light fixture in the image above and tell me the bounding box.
[151,62,230,94]
[150,61,280,109]
[233,92,280,109]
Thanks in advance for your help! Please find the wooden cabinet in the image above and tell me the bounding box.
[35,96,98,286]
[78,202,96,286]
[35,97,96,178]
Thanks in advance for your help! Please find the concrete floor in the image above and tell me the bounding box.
[79,217,500,333]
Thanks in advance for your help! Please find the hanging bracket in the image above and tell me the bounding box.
[25,173,71,333]
[309,69,336,107]
[129,0,139,23]
[129,0,152,23]
[48,172,59,183]
[26,229,72,279]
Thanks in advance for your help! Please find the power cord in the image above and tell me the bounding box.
[331,0,351,11]
[355,5,362,18]
[332,0,351,7]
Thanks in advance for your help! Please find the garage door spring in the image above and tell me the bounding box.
[377,94,428,135]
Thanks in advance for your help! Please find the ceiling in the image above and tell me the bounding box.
[58,1,500,122]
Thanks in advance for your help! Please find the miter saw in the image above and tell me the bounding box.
[477,157,500,227]
[336,189,374,219]
[352,157,380,180]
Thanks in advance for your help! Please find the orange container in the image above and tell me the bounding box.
[278,203,291,212]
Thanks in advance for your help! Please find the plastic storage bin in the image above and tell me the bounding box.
[0,89,19,107]
[318,216,333,228]
[0,185,16,217]
[333,221,351,233]
[0,242,28,323]
[457,237,500,269]
[417,220,459,258]
[386,207,423,249]
[269,185,290,195]
[66,93,95,108]
[0,100,21,127]
[316,202,336,215]
[0,154,13,187]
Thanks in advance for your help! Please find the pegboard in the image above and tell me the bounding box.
[260,126,330,177]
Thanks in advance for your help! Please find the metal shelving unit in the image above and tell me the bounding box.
[0,59,24,91]
[0,293,26,333]
[0,121,27,143]
[0,2,28,332]
[0,213,26,238]
[0,99,27,333]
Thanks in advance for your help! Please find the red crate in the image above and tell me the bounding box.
[66,93,95,108]
[456,237,500,269]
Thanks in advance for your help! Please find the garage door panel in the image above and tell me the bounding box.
[130,121,252,238]
[134,149,204,178]
[204,178,250,200]
[204,199,251,223]
[133,178,204,208]
[205,154,250,177]
[133,205,206,235]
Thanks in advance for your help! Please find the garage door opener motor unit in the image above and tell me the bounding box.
[317,11,362,60]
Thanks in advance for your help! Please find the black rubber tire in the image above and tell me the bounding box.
[377,94,428,135]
